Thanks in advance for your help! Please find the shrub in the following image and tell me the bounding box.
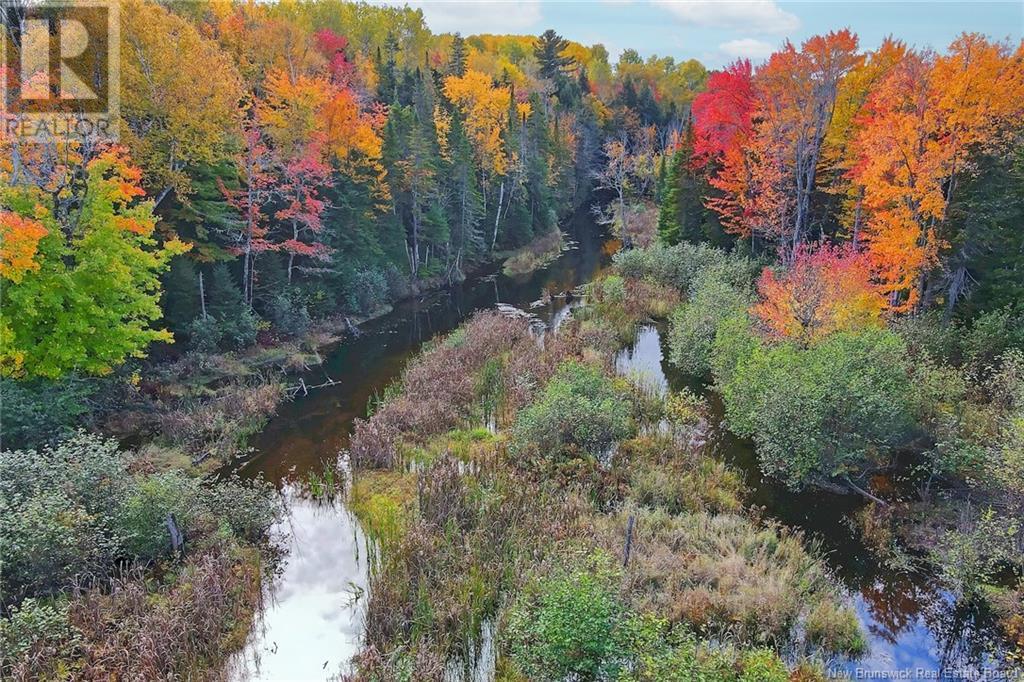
[347,267,389,315]
[963,307,1024,368]
[612,242,756,295]
[0,376,96,450]
[266,291,311,337]
[669,277,753,376]
[505,552,624,681]
[0,598,79,680]
[717,326,915,488]
[739,649,789,682]
[188,309,259,352]
[511,360,634,461]
[0,432,279,605]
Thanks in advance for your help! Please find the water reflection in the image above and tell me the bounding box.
[228,212,613,680]
[227,485,368,680]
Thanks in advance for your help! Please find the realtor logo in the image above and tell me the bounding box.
[2,0,119,141]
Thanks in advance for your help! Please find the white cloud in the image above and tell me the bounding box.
[718,37,776,60]
[652,0,799,34]
[375,1,543,35]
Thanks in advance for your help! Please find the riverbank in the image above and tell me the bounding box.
[134,228,573,472]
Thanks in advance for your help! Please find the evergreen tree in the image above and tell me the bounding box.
[534,29,576,83]
[657,147,683,246]
[448,32,468,77]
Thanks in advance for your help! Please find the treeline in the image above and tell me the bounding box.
[1,0,708,388]
[653,31,1024,320]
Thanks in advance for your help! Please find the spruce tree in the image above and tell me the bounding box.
[657,147,683,246]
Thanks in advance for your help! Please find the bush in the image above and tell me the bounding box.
[511,360,634,461]
[347,267,389,315]
[717,326,915,488]
[0,598,78,680]
[189,265,260,351]
[613,242,758,296]
[505,553,624,681]
[0,376,96,450]
[188,309,259,352]
[739,649,789,682]
[0,432,279,605]
[669,276,753,376]
[266,291,311,337]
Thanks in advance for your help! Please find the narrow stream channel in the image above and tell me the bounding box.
[227,211,613,679]
[228,214,1009,679]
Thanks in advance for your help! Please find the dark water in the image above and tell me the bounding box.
[229,211,1011,679]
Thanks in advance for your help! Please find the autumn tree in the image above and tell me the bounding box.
[220,127,278,306]
[751,243,885,345]
[1,148,187,378]
[121,0,244,204]
[753,31,862,259]
[692,60,757,239]
[850,35,1024,311]
[276,147,332,284]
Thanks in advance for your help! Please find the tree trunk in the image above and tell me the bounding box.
[492,181,505,250]
[198,270,207,320]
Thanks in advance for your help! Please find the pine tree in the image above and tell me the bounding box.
[448,32,468,77]
[657,147,683,246]
[534,30,576,82]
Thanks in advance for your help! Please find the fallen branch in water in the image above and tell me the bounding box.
[844,476,889,506]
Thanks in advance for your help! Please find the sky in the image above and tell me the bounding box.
[379,0,1024,67]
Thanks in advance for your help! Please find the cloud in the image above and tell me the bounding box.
[652,0,799,34]
[374,1,543,35]
[718,38,776,60]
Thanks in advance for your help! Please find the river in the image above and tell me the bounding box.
[227,214,1010,680]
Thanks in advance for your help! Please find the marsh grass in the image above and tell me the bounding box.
[592,506,862,656]
[343,286,863,679]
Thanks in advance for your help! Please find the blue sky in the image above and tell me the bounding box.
[388,1,1023,67]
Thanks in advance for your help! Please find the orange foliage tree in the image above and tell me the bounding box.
[751,243,885,345]
[850,34,1024,310]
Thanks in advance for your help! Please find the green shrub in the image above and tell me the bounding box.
[511,360,634,461]
[669,278,753,376]
[599,274,627,304]
[613,243,756,295]
[739,648,788,682]
[717,326,915,488]
[189,264,260,351]
[0,433,279,604]
[0,598,79,680]
[266,291,312,337]
[505,552,623,681]
[0,376,97,450]
[347,267,389,314]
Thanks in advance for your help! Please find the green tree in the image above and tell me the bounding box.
[534,29,576,83]
[448,32,468,77]
[716,325,915,489]
[1,150,187,379]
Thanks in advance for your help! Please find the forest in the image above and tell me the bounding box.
[1,0,1023,679]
